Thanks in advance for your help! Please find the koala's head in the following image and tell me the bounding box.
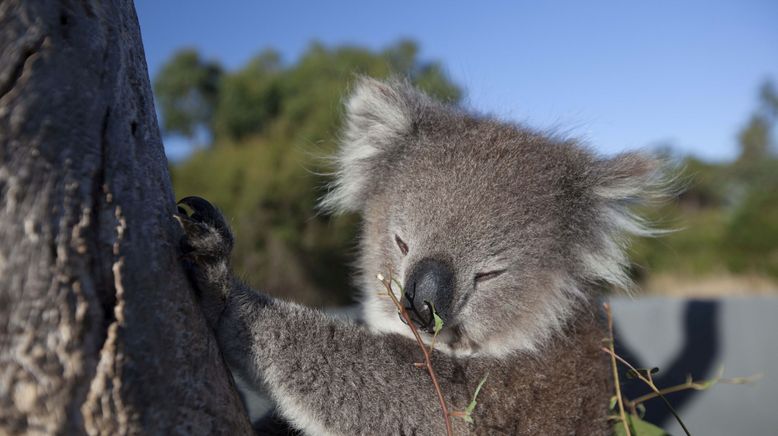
[322,77,669,357]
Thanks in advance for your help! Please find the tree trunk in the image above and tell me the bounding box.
[0,1,253,434]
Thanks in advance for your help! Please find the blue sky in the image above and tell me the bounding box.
[136,1,778,162]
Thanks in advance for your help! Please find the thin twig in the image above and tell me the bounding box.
[628,373,762,408]
[604,303,760,436]
[601,347,691,436]
[603,303,632,436]
[379,273,454,436]
[629,382,704,408]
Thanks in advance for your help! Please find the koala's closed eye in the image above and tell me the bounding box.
[395,234,409,256]
[474,269,506,283]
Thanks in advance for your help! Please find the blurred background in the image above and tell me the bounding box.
[135,1,778,307]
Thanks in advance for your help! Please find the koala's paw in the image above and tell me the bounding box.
[176,196,235,328]
[176,196,234,261]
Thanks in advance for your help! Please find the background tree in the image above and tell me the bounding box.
[156,40,462,305]
[631,79,778,287]
[153,49,222,139]
[0,1,251,433]
[155,38,778,300]
[723,79,778,277]
[213,50,282,141]
[735,79,777,171]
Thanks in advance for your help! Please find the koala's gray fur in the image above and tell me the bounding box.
[178,77,669,435]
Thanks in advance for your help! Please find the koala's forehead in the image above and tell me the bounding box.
[392,127,592,212]
[384,123,597,251]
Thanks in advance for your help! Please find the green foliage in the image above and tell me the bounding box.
[156,42,777,303]
[212,50,282,141]
[631,157,778,281]
[613,414,668,436]
[172,140,359,306]
[459,375,488,424]
[760,81,778,119]
[725,184,778,277]
[631,79,778,284]
[432,309,444,337]
[163,40,461,305]
[429,303,445,351]
[153,49,222,138]
[734,78,778,178]
[737,115,771,163]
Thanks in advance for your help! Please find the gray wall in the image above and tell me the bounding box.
[611,297,777,436]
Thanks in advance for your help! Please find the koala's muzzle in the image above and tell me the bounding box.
[402,258,454,333]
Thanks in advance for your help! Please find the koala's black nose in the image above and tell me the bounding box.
[402,258,454,333]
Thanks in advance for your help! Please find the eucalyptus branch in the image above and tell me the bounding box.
[602,301,691,435]
[603,303,760,436]
[378,273,454,436]
[627,372,762,409]
[601,345,692,436]
[603,302,632,436]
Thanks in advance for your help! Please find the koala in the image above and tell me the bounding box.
[177,77,668,435]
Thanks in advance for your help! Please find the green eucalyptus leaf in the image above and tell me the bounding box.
[466,375,488,413]
[613,414,669,436]
[433,310,444,335]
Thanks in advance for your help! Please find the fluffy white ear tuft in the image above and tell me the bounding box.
[582,152,676,291]
[594,152,669,207]
[320,77,420,213]
[345,77,416,147]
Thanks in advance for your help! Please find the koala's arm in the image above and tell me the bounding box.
[216,282,475,436]
[176,197,477,435]
[176,196,611,435]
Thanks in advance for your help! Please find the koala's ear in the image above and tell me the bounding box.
[594,152,670,209]
[581,152,675,290]
[320,77,424,213]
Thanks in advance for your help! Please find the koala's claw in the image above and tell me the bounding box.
[176,196,234,261]
[175,196,236,329]
[178,196,222,225]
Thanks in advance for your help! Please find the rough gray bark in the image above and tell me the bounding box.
[0,1,253,434]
